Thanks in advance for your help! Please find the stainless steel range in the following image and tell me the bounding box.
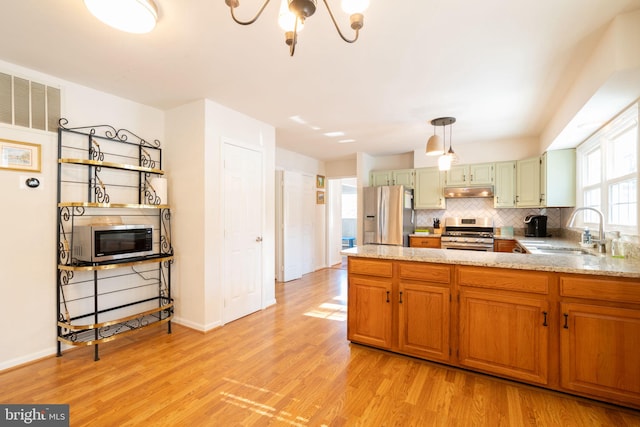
[440,217,494,251]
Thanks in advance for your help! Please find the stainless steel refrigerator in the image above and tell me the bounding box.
[363,185,414,246]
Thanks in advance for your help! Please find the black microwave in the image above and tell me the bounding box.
[73,224,154,263]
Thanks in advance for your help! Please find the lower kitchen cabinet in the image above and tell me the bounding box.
[348,258,452,361]
[346,257,640,409]
[457,266,550,384]
[347,258,393,349]
[398,262,451,362]
[560,302,640,406]
[458,288,549,384]
[559,275,640,407]
[348,275,393,348]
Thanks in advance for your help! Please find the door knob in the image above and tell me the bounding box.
[256,236,263,242]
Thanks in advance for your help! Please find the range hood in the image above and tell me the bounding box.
[444,186,494,198]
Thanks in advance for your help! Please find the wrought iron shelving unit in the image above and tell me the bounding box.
[56,119,174,361]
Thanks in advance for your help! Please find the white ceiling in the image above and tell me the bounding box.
[1,0,639,162]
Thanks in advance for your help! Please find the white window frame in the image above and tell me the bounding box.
[576,102,639,236]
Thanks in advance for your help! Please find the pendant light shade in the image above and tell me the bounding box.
[425,134,442,156]
[438,153,452,171]
[84,0,158,34]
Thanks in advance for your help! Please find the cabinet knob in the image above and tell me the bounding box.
[256,236,263,242]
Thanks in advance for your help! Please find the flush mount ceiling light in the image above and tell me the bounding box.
[225,0,369,56]
[425,117,457,171]
[84,0,158,34]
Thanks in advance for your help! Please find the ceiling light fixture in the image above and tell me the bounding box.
[225,0,369,56]
[84,0,158,34]
[425,117,457,171]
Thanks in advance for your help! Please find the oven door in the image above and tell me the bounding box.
[441,241,494,252]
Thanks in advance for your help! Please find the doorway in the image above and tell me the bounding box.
[327,177,357,267]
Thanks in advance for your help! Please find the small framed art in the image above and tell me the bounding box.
[316,174,325,189]
[316,191,325,204]
[0,139,41,172]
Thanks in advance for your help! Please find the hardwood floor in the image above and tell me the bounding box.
[2,267,640,426]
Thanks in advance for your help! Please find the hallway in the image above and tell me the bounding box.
[1,268,638,426]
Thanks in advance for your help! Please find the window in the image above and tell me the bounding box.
[576,102,638,234]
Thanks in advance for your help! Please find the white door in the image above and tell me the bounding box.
[283,171,304,281]
[223,142,263,323]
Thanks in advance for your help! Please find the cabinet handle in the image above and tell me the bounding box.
[542,311,548,327]
[386,291,390,303]
[470,174,473,182]
[399,291,403,304]
[563,313,569,329]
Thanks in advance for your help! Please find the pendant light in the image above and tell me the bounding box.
[425,117,457,171]
[84,0,158,34]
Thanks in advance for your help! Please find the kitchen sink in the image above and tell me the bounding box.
[527,247,594,256]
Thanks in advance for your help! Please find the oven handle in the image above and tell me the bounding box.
[442,245,494,252]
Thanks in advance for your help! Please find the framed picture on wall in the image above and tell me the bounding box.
[316,191,325,204]
[316,175,325,189]
[0,139,41,172]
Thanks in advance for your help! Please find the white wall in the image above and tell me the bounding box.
[164,101,207,330]
[542,10,640,151]
[166,99,276,331]
[0,60,164,370]
[326,157,357,178]
[370,152,414,171]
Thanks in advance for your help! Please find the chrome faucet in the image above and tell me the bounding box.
[567,207,606,253]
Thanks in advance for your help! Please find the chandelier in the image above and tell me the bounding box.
[425,117,458,171]
[225,0,370,56]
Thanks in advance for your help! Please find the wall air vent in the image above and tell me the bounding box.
[0,72,60,133]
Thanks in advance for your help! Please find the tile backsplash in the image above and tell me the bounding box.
[415,198,565,232]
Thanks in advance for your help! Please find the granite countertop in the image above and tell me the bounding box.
[341,242,640,279]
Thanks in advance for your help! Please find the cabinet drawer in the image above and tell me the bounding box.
[349,257,393,277]
[457,266,549,294]
[409,236,441,248]
[494,239,517,253]
[560,276,640,304]
[398,262,451,284]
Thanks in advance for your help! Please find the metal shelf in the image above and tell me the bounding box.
[58,303,174,347]
[59,158,164,175]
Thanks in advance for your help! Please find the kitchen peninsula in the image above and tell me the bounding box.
[343,245,640,409]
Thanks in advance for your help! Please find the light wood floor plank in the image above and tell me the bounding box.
[1,266,639,426]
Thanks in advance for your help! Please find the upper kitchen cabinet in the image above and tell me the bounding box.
[415,167,446,209]
[516,157,542,207]
[494,161,516,208]
[540,149,576,207]
[370,169,415,189]
[515,150,576,208]
[445,163,494,187]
